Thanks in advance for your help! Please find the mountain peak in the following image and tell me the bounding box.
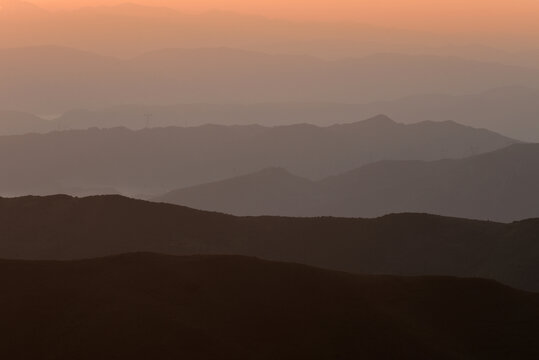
[362,114,396,124]
[337,114,396,128]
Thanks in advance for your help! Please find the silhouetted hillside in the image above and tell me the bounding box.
[1,195,539,292]
[158,143,539,222]
[1,253,538,359]
[1,46,538,114]
[0,116,515,196]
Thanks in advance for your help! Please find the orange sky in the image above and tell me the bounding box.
[22,0,539,33]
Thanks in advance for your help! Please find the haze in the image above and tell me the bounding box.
[22,0,539,32]
[1,0,539,357]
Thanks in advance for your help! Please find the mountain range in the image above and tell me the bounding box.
[0,115,515,196]
[2,253,538,359]
[6,0,538,61]
[157,143,539,222]
[3,1,539,64]
[2,194,539,292]
[0,86,538,141]
[353,86,539,142]
[2,86,539,141]
[1,45,539,115]
[3,2,539,357]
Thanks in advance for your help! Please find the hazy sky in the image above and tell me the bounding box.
[20,0,539,33]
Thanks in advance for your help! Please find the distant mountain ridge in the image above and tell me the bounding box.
[349,86,539,142]
[2,86,539,141]
[1,45,538,114]
[1,194,539,292]
[0,115,515,196]
[157,143,539,222]
[0,110,51,136]
[0,3,499,59]
[2,1,539,66]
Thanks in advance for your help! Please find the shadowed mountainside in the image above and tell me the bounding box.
[0,115,515,196]
[0,253,538,359]
[1,195,539,292]
[157,143,539,222]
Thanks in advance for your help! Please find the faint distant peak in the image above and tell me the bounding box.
[222,166,312,186]
[74,2,183,18]
[336,114,396,129]
[199,10,269,21]
[412,119,463,128]
[361,114,396,125]
[0,0,47,15]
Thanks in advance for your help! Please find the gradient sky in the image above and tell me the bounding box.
[22,0,539,33]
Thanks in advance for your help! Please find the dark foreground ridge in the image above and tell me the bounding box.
[1,194,539,291]
[1,253,538,359]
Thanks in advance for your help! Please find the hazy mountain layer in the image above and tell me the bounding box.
[349,86,539,142]
[158,143,539,222]
[0,116,515,196]
[5,1,535,61]
[2,46,539,115]
[0,110,51,136]
[1,86,538,142]
[1,195,539,292]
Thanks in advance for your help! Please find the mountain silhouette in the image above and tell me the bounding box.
[2,194,539,292]
[1,253,538,359]
[0,116,515,196]
[158,143,539,222]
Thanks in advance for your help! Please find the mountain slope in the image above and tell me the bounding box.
[158,143,539,222]
[163,167,317,216]
[2,254,538,359]
[0,116,516,196]
[1,195,539,291]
